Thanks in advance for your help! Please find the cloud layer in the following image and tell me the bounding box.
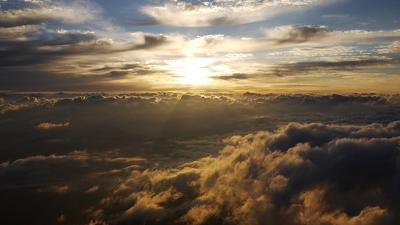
[1,92,400,224]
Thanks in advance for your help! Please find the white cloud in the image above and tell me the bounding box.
[0,1,99,27]
[141,0,332,27]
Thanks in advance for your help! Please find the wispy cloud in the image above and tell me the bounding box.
[0,1,98,27]
[140,0,333,27]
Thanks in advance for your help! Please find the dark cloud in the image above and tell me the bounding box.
[226,58,400,79]
[91,121,400,225]
[129,35,167,51]
[0,25,167,89]
[0,149,149,225]
[92,63,163,78]
[211,73,251,80]
[103,71,130,79]
[271,58,400,76]
[1,92,398,161]
[0,29,168,67]
[268,25,328,45]
[0,13,51,28]
[0,8,57,28]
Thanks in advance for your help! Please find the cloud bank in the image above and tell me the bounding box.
[93,121,400,225]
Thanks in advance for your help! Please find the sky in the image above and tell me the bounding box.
[1,0,400,92]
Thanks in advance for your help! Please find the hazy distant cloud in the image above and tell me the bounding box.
[0,149,148,191]
[92,63,163,80]
[269,58,400,76]
[140,0,332,27]
[216,56,400,80]
[93,121,400,225]
[212,73,252,80]
[36,122,70,130]
[45,185,69,193]
[85,185,99,193]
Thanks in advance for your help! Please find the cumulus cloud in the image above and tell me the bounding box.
[92,121,400,225]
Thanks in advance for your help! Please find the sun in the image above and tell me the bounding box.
[168,58,216,85]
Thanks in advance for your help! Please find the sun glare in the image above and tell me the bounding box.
[168,58,216,85]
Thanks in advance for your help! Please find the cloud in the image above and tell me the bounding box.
[36,122,70,130]
[0,1,169,86]
[0,149,149,192]
[85,185,99,193]
[140,0,332,27]
[1,92,400,224]
[378,41,400,54]
[1,92,399,164]
[185,26,330,54]
[46,185,69,193]
[268,58,400,77]
[2,23,400,91]
[0,29,168,67]
[264,25,328,44]
[211,73,252,80]
[183,28,400,57]
[0,1,98,28]
[92,121,400,225]
[214,56,400,80]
